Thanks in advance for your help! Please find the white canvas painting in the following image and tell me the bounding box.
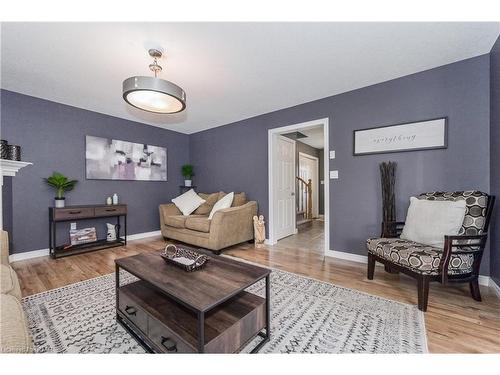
[86,135,167,181]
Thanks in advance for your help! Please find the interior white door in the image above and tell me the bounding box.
[273,134,296,240]
[298,153,319,218]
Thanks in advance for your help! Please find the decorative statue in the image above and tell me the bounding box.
[253,215,266,248]
[379,161,397,224]
[106,223,118,242]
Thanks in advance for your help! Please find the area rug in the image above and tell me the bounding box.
[22,267,427,354]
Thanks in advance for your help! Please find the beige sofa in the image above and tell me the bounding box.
[0,230,33,353]
[159,192,257,253]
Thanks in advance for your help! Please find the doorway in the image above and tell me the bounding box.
[268,118,329,256]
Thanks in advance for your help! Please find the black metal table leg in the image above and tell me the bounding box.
[124,214,127,245]
[198,311,205,353]
[250,274,271,353]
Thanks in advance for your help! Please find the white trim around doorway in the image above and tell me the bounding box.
[268,117,329,257]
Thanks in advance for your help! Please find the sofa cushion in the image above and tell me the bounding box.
[185,216,211,233]
[209,192,234,219]
[193,192,219,215]
[400,197,466,249]
[232,192,247,207]
[0,294,33,353]
[0,264,22,300]
[367,237,474,275]
[171,189,206,216]
[165,215,188,229]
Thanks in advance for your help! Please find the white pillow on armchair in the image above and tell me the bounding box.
[400,197,467,249]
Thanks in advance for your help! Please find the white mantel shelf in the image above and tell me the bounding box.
[1,159,33,177]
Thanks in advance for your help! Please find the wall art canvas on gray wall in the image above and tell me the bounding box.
[354,118,447,155]
[85,135,167,181]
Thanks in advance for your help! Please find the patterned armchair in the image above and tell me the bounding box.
[366,191,495,312]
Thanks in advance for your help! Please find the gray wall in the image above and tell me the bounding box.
[295,141,324,215]
[1,90,190,254]
[190,55,491,274]
[490,36,500,285]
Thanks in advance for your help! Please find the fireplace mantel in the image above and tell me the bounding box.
[1,159,33,177]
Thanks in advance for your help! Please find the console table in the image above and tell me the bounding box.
[49,204,127,259]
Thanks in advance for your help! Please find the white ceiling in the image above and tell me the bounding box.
[297,126,325,149]
[1,23,499,134]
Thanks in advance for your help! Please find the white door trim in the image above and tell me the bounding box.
[268,117,330,257]
[298,152,320,218]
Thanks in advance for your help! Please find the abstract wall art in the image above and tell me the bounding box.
[85,135,167,181]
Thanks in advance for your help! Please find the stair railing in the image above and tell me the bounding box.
[296,176,312,220]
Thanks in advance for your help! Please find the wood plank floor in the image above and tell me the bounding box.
[11,220,500,353]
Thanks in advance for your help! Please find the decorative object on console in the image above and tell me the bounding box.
[1,140,9,159]
[106,196,112,205]
[7,144,22,161]
[70,227,97,246]
[253,215,266,248]
[86,135,167,181]
[122,48,186,114]
[379,161,397,226]
[106,223,118,242]
[160,244,209,272]
[44,172,78,208]
[181,164,194,187]
[171,189,206,216]
[354,117,447,156]
[112,193,119,205]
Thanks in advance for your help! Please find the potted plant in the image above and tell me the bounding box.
[181,164,194,187]
[44,172,78,208]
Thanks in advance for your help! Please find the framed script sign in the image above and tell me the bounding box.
[353,117,447,156]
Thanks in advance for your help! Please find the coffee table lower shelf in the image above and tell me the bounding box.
[116,280,269,353]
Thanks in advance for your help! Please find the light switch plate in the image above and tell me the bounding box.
[70,222,77,230]
[329,150,336,159]
[330,170,339,179]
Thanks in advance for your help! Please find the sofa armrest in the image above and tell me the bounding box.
[159,203,182,227]
[1,230,9,265]
[210,201,258,243]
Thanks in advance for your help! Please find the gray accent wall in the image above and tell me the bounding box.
[1,90,190,254]
[490,36,500,285]
[190,55,491,274]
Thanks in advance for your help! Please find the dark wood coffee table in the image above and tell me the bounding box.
[115,252,271,353]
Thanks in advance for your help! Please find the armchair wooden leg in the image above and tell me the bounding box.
[367,253,375,280]
[417,275,430,312]
[469,278,482,302]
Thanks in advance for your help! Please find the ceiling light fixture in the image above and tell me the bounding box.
[123,49,186,114]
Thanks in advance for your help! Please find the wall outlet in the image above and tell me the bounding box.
[329,150,336,159]
[330,170,339,179]
[70,222,77,230]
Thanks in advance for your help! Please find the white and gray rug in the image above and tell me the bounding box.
[22,267,427,354]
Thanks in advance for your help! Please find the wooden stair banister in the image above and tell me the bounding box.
[296,176,313,220]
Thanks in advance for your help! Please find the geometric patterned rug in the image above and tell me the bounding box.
[22,268,427,353]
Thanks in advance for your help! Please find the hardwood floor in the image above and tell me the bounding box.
[11,220,500,353]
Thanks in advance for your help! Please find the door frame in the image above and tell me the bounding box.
[268,117,329,257]
[298,152,320,218]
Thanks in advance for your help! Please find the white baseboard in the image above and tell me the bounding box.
[126,230,162,241]
[9,230,162,263]
[325,249,492,287]
[489,278,500,299]
[9,248,50,262]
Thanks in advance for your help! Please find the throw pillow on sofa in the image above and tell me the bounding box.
[172,189,206,216]
[400,197,467,248]
[209,192,234,219]
[193,192,220,215]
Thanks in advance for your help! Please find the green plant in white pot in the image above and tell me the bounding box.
[182,164,194,187]
[44,172,78,208]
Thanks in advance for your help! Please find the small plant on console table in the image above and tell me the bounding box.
[181,164,194,187]
[44,172,78,208]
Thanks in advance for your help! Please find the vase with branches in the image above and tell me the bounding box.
[379,161,397,228]
[181,164,194,187]
[44,172,78,208]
